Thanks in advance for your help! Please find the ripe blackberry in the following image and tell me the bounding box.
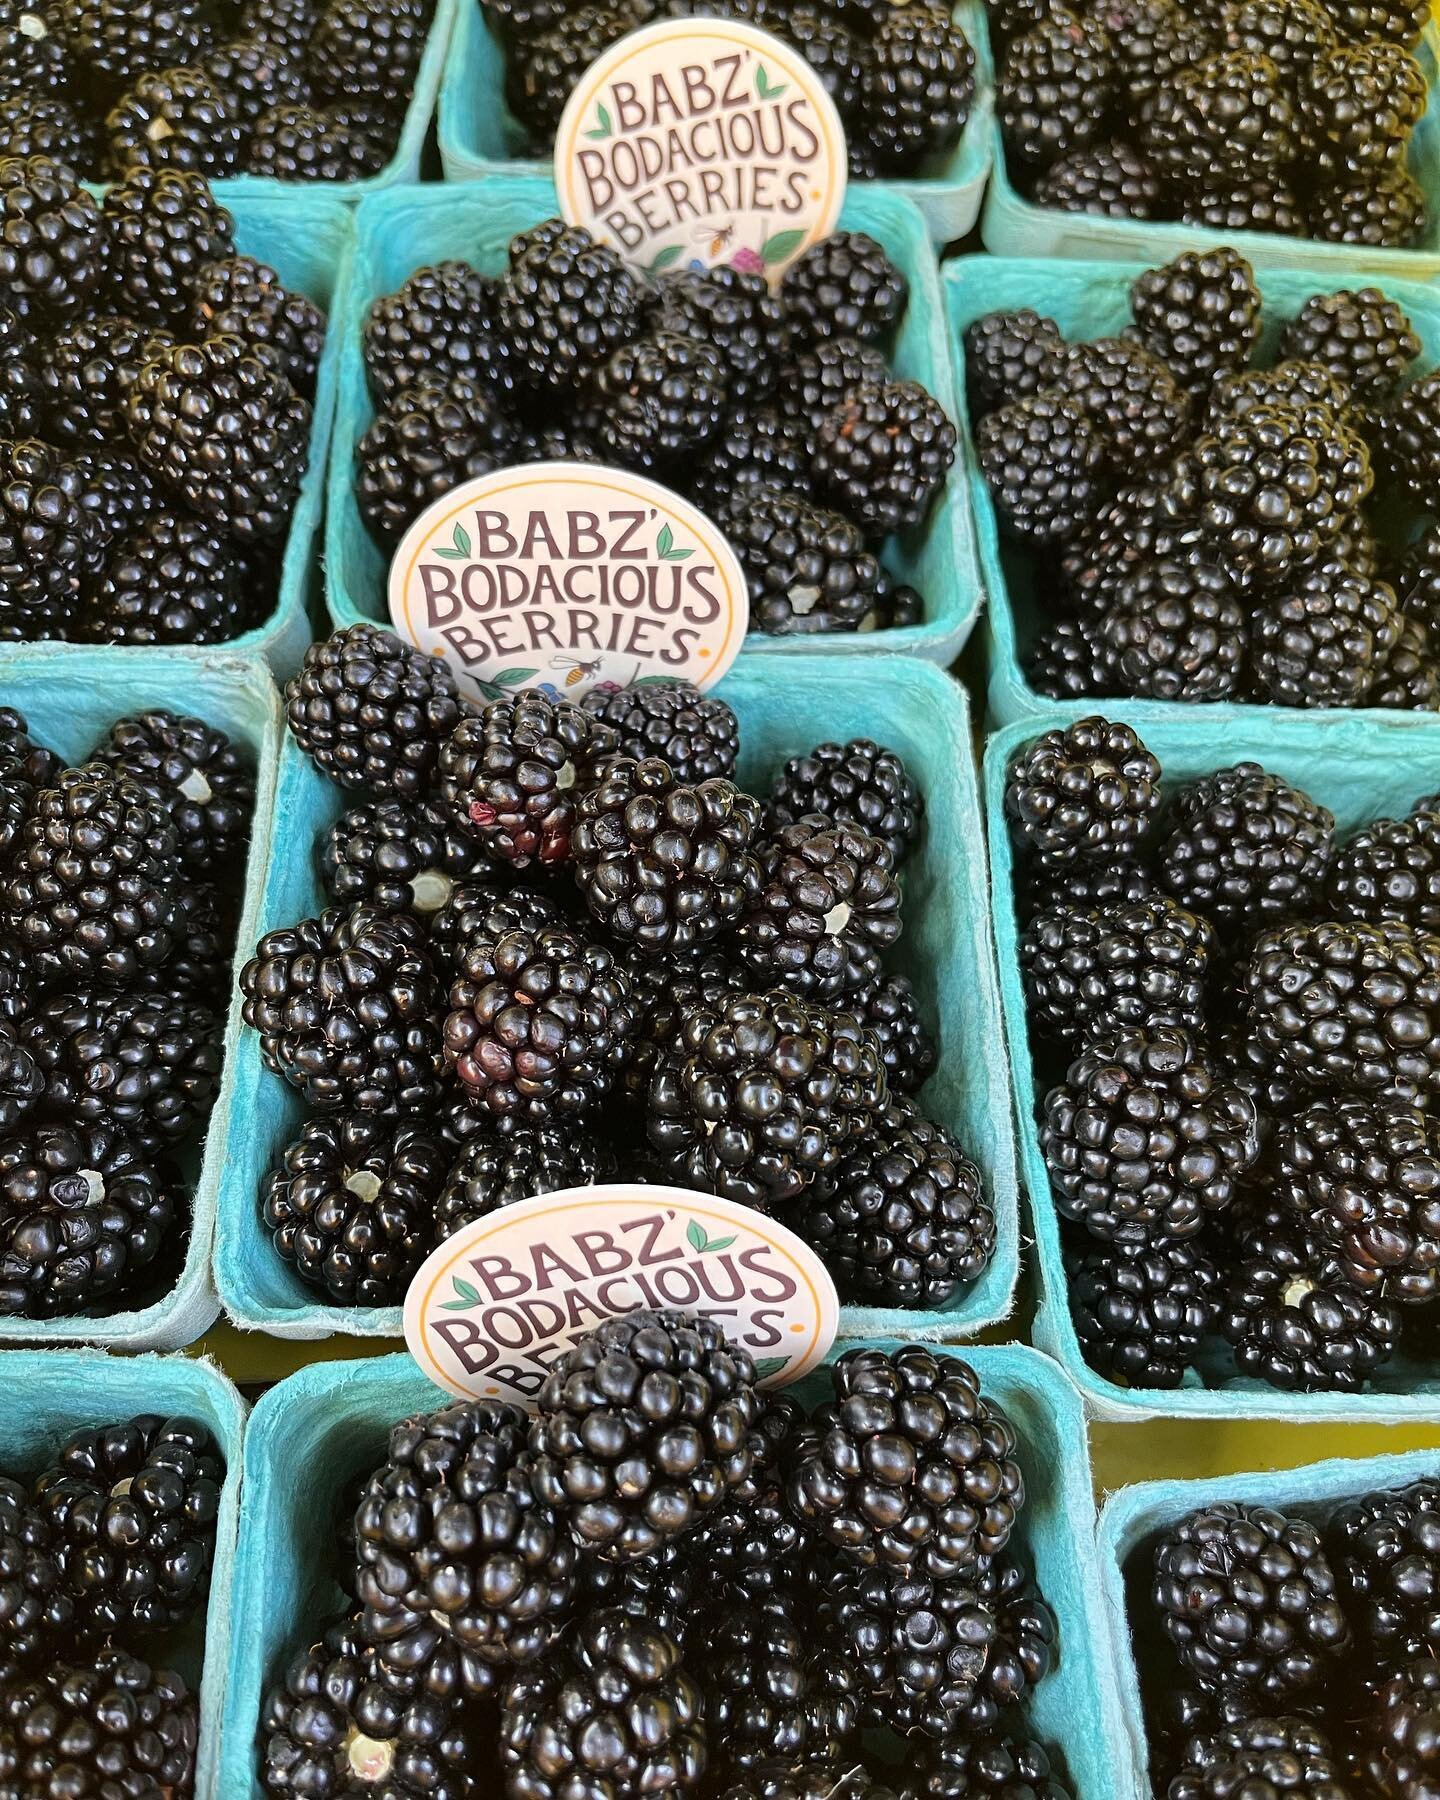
[73,443,162,565]
[92,708,252,881]
[499,223,644,393]
[997,11,1114,168]
[356,375,515,549]
[1102,555,1248,702]
[1128,247,1262,395]
[309,0,430,100]
[788,1346,1024,1577]
[687,407,811,516]
[355,1397,576,1676]
[530,1310,757,1559]
[912,1733,1073,1800]
[1068,1234,1220,1389]
[962,309,1065,417]
[241,904,444,1114]
[1056,477,1203,618]
[1033,140,1163,216]
[794,1099,995,1309]
[0,155,105,322]
[285,623,465,803]
[858,9,975,172]
[200,33,310,131]
[730,488,886,636]
[1309,167,1427,247]
[59,0,214,81]
[1169,1716,1349,1800]
[1376,372,1440,515]
[1365,1659,1440,1795]
[0,1025,40,1134]
[240,0,320,51]
[428,882,566,980]
[0,1651,196,1797]
[101,167,235,326]
[0,2,68,107]
[189,253,324,395]
[505,1,649,134]
[769,738,921,868]
[1303,42,1426,178]
[0,307,40,442]
[437,693,613,870]
[679,1390,808,1610]
[435,1125,614,1240]
[1026,616,1118,700]
[618,942,748,1103]
[780,233,907,348]
[1041,1027,1261,1242]
[813,378,956,536]
[42,316,175,449]
[1005,716,1162,868]
[36,1413,221,1633]
[1369,615,1440,712]
[698,1603,849,1774]
[1206,359,1353,427]
[0,705,62,853]
[1332,1478,1440,1666]
[244,100,367,179]
[739,816,900,1000]
[501,1607,705,1800]
[0,435,87,634]
[579,681,738,786]
[320,797,492,921]
[1249,559,1400,708]
[263,1113,448,1305]
[1060,338,1190,467]
[0,939,32,1029]
[975,392,1104,548]
[1326,814,1440,933]
[0,1474,72,1666]
[1019,854,1154,920]
[646,989,887,1209]
[846,974,936,1097]
[1141,50,1297,181]
[0,95,96,169]
[1180,174,1306,236]
[1239,918,1440,1104]
[588,330,727,474]
[1222,0,1335,78]
[104,63,242,178]
[1154,1504,1351,1699]
[652,266,786,408]
[87,508,258,647]
[1088,0,1209,117]
[1279,288,1419,404]
[443,923,636,1123]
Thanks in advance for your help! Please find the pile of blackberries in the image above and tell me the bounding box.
[241,623,996,1316]
[260,1323,1072,1799]
[1134,1480,1440,1794]
[1008,713,1440,1395]
[0,0,435,181]
[354,220,955,638]
[0,703,251,1319]
[968,248,1440,713]
[990,0,1429,243]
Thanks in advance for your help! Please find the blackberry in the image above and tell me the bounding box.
[354,1397,576,1675]
[698,1603,848,1774]
[847,974,936,1096]
[1102,555,1248,702]
[1033,140,1163,216]
[320,797,493,919]
[104,64,242,178]
[1004,716,1162,868]
[428,883,566,981]
[0,1651,196,1797]
[0,705,62,857]
[1206,359,1353,426]
[101,166,235,326]
[1056,478,1201,618]
[1040,1027,1260,1242]
[443,923,636,1123]
[74,443,164,565]
[309,0,430,100]
[0,939,32,1028]
[997,11,1114,168]
[0,2,68,107]
[619,941,749,1102]
[356,375,516,549]
[0,1475,72,1666]
[240,904,445,1114]
[1376,372,1440,514]
[435,1125,614,1240]
[1089,0,1209,117]
[1180,175,1306,236]
[0,154,104,324]
[580,681,737,785]
[688,408,811,516]
[1019,854,1154,919]
[499,224,644,393]
[1369,615,1440,712]
[858,9,975,173]
[1169,1717,1349,1800]
[653,266,786,408]
[1222,0,1335,78]
[285,623,466,802]
[244,100,366,178]
[189,253,325,394]
[1326,814,1440,933]
[239,0,320,53]
[92,708,253,880]
[730,488,886,635]
[769,739,921,868]
[35,1414,221,1633]
[0,1026,41,1135]
[42,316,175,449]
[437,693,613,869]
[1331,1479,1440,1666]
[1310,167,1427,247]
[813,378,955,536]
[962,309,1065,417]
[1249,560,1400,708]
[912,1733,1074,1800]
[1154,1504,1351,1699]
[128,877,231,1009]
[263,1113,448,1304]
[1068,1234,1220,1388]
[587,330,727,474]
[1020,893,1215,1051]
[59,0,214,83]
[981,390,1106,545]
[1141,51,1297,181]
[780,233,907,348]
[1157,763,1334,932]
[200,33,310,131]
[1302,43,1426,177]
[646,989,887,1209]
[322,96,404,175]
[530,1309,757,1559]
[779,336,888,439]
[1240,918,1440,1103]
[0,307,40,441]
[680,1390,808,1609]
[1060,338,1190,466]
[500,1608,705,1800]
[86,507,258,646]
[0,95,95,168]
[1128,247,1261,395]
[794,1099,995,1309]
[1279,288,1419,404]
[1365,1659,1440,1795]
[788,1346,1024,1577]
[1026,616,1118,700]
[505,1,649,135]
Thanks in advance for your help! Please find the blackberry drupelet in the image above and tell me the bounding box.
[787,1345,1024,1577]
[1180,175,1306,236]
[434,1125,615,1239]
[1068,1235,1220,1388]
[813,378,956,536]
[997,11,1114,168]
[780,232,907,347]
[499,223,645,393]
[580,680,738,784]
[1034,142,1164,217]
[1302,42,1426,177]
[263,1113,449,1304]
[530,1309,757,1560]
[104,64,242,178]
[589,330,728,473]
[1310,167,1428,247]
[1363,1659,1440,1795]
[1004,715,1162,867]
[769,738,922,868]
[698,1603,848,1773]
[320,797,495,919]
[859,8,975,172]
[1061,338,1190,465]
[308,0,430,100]
[87,508,258,646]
[362,262,498,405]
[101,167,236,326]
[653,266,786,408]
[729,489,886,635]
[189,253,326,394]
[240,904,445,1114]
[1101,555,1248,701]
[1040,1027,1261,1241]
[1128,247,1262,395]
[0,1650,197,1798]
[974,393,1104,547]
[285,623,465,802]
[1326,813,1440,932]
[357,375,517,548]
[0,155,104,317]
[962,309,1065,416]
[1279,287,1420,403]
[1140,51,1297,182]
[93,708,253,880]
[1168,1716,1350,1800]
[849,973,937,1095]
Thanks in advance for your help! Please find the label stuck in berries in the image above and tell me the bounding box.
[403,1184,839,1403]
[554,17,847,283]
[388,462,749,706]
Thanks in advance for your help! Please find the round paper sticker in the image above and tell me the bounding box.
[554,17,847,283]
[388,462,749,706]
[403,1185,840,1404]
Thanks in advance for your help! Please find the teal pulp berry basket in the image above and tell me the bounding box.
[214,654,1020,1347]
[985,700,1440,1423]
[323,176,981,665]
[436,0,996,245]
[0,647,282,1350]
[0,1349,246,1800]
[1098,1446,1440,1795]
[945,253,1440,730]
[981,22,1440,276]
[219,1341,1122,1799]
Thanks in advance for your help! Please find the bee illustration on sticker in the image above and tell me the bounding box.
[549,653,604,687]
[691,222,735,259]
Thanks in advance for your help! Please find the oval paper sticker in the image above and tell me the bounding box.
[388,462,748,706]
[555,17,847,282]
[404,1184,839,1404]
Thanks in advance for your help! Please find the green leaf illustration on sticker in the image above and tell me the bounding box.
[633,673,677,685]
[585,102,613,140]
[649,245,683,272]
[494,666,536,686]
[440,1276,482,1311]
[755,66,787,100]
[753,1357,789,1380]
[656,523,693,562]
[686,1219,706,1252]
[761,229,806,265]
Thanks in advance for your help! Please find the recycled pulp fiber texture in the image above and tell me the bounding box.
[1099,1446,1440,1796]
[0,1349,247,1800]
[324,176,982,665]
[219,1341,1121,1799]
[943,254,1440,730]
[213,654,1021,1342]
[435,0,996,244]
[0,648,283,1350]
[980,19,1440,274]
[985,699,1440,1422]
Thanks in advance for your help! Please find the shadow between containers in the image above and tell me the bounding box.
[985,699,1440,1423]
[322,175,980,665]
[0,647,282,1350]
[213,653,1021,1347]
